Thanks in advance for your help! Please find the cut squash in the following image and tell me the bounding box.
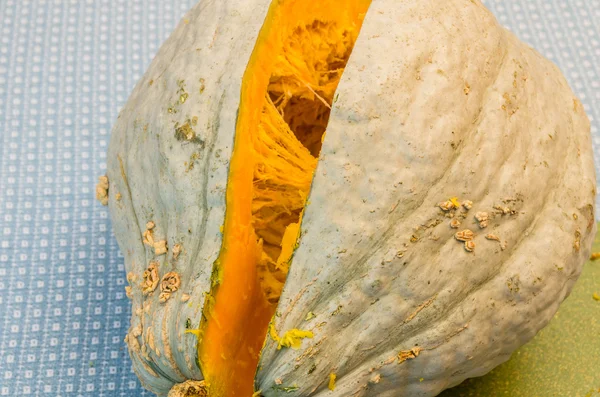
[197,0,371,395]
[106,0,596,395]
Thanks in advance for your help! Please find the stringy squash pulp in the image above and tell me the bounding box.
[197,0,371,395]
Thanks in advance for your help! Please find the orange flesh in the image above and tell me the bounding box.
[196,1,371,395]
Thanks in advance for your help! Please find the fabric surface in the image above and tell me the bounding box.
[0,1,598,396]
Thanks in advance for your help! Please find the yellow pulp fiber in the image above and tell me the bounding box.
[255,15,366,304]
[196,0,371,396]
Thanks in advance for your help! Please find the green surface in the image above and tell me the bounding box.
[440,226,600,397]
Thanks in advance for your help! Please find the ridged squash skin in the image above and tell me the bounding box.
[105,0,596,396]
[106,0,271,393]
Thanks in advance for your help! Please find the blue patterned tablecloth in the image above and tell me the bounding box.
[0,1,599,396]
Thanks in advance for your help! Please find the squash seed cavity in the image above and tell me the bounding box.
[196,1,372,395]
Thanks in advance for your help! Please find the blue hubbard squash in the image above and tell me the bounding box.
[99,0,596,396]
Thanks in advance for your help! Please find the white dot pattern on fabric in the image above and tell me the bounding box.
[0,1,598,396]
[0,1,196,396]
